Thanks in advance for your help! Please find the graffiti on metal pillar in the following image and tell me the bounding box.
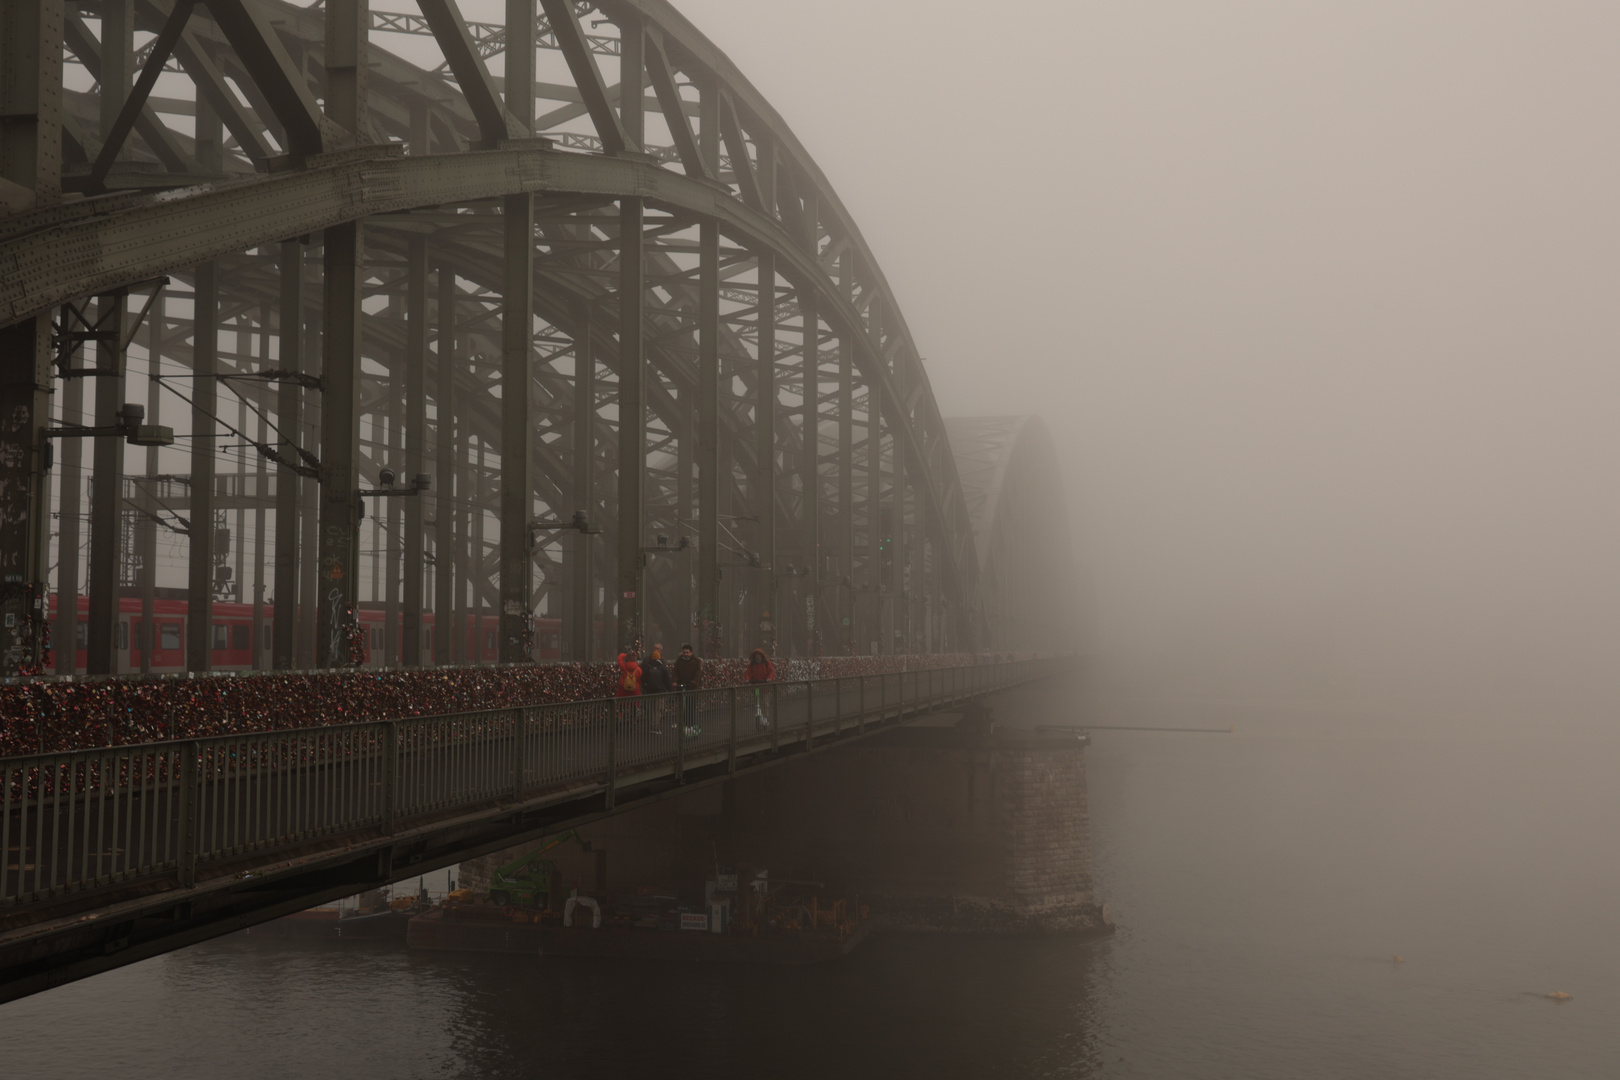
[322,521,360,667]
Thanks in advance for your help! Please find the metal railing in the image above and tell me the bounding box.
[0,658,1061,909]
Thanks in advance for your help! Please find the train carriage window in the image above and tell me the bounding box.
[76,621,88,648]
[232,624,249,650]
[160,624,181,650]
[485,631,495,653]
[212,623,228,650]
[118,621,128,650]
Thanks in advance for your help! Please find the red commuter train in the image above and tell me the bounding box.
[46,593,566,674]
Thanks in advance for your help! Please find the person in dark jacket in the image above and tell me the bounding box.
[642,644,672,734]
[643,645,672,693]
[672,644,703,736]
[672,644,702,691]
[746,648,773,731]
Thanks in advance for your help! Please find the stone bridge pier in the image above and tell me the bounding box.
[461,709,1111,937]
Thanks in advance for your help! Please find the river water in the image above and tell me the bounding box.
[4,702,1616,1078]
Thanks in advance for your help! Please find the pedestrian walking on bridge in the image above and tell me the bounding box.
[643,645,672,733]
[673,643,703,736]
[747,648,774,731]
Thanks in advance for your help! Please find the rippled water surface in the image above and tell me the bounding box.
[4,712,1615,1078]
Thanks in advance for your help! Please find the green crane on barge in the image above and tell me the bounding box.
[486,831,594,909]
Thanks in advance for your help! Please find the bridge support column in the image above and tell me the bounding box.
[616,197,645,653]
[697,220,720,657]
[186,264,218,672]
[800,288,818,655]
[498,191,534,663]
[401,236,428,666]
[498,0,535,664]
[297,307,321,669]
[86,292,124,675]
[272,244,303,669]
[315,223,362,668]
[836,321,852,656]
[433,263,456,665]
[755,251,775,653]
[865,378,881,655]
[569,303,595,661]
[136,298,161,674]
[0,315,52,675]
[53,357,82,673]
[893,436,906,654]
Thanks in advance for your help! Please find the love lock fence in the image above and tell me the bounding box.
[1,658,1064,909]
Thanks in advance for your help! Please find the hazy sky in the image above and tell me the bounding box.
[667,1,1620,715]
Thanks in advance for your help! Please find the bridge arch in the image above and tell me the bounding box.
[0,0,1071,672]
[944,416,1079,652]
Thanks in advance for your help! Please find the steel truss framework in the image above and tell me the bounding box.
[0,0,1075,674]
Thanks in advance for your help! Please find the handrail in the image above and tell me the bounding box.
[0,658,1068,910]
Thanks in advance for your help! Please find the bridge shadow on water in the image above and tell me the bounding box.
[1,930,1110,1080]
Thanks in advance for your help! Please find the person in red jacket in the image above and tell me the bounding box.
[746,648,773,730]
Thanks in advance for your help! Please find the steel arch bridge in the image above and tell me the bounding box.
[0,0,1077,674]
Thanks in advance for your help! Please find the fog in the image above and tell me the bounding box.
[673,0,1620,731]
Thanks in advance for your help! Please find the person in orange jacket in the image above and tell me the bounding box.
[746,648,773,730]
[616,650,643,696]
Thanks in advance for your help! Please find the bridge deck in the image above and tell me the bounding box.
[0,658,1064,1002]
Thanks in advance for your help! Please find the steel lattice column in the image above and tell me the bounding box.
[136,292,162,674]
[433,262,455,665]
[570,302,595,661]
[498,0,534,663]
[800,287,818,654]
[696,223,720,656]
[314,221,362,668]
[186,263,218,672]
[271,242,302,668]
[836,319,853,656]
[53,360,82,673]
[616,197,645,653]
[499,192,535,662]
[313,0,367,667]
[85,291,124,674]
[0,0,61,675]
[755,250,775,652]
[401,236,428,666]
[0,314,51,674]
